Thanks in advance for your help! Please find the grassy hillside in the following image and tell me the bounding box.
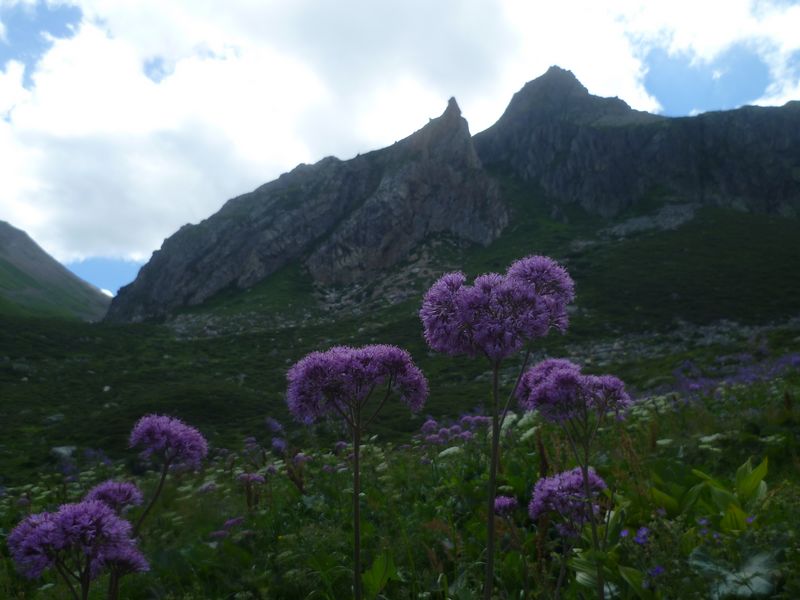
[2,178,799,487]
[0,222,110,321]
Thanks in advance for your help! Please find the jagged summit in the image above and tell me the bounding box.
[106,98,505,322]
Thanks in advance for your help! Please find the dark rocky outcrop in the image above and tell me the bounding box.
[474,66,800,217]
[0,221,110,321]
[106,99,504,321]
[108,66,800,322]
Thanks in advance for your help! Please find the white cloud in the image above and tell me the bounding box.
[0,0,798,265]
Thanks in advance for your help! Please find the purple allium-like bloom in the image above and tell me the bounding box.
[94,541,149,577]
[424,434,443,445]
[528,468,606,535]
[286,345,428,424]
[237,473,266,485]
[8,501,138,581]
[209,530,228,540]
[265,417,284,434]
[84,481,143,513]
[197,481,217,494]
[271,437,288,455]
[419,256,574,362]
[517,359,631,422]
[421,418,439,434]
[494,496,518,516]
[334,440,349,454]
[129,414,208,468]
[459,431,475,442]
[223,517,245,529]
[292,452,312,466]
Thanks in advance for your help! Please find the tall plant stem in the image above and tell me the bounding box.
[352,414,363,600]
[484,362,501,600]
[133,459,171,537]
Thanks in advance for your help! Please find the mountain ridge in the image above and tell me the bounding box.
[107,66,800,322]
[0,221,110,321]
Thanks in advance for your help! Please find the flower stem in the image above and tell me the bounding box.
[133,458,171,537]
[352,418,362,600]
[484,362,501,600]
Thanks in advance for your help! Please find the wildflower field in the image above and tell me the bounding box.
[2,194,800,598]
[2,246,800,599]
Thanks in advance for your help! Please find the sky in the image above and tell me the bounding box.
[1,0,799,295]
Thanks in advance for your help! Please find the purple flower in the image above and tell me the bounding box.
[129,415,208,468]
[197,481,217,494]
[517,359,631,422]
[223,517,245,529]
[334,440,349,454]
[459,431,475,442]
[209,530,228,540]
[271,437,288,455]
[419,256,574,362]
[265,417,284,434]
[237,473,266,485]
[94,541,149,577]
[634,527,650,545]
[292,452,312,466]
[424,434,443,445]
[528,468,606,535]
[648,565,665,578]
[286,345,428,425]
[84,481,143,513]
[8,501,144,581]
[620,528,629,538]
[494,496,518,516]
[421,418,439,434]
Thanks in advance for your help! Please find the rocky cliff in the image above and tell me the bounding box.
[474,66,800,217]
[108,66,800,322]
[106,99,504,321]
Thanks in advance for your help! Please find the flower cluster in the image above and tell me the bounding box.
[517,359,632,422]
[286,344,428,424]
[494,495,519,516]
[528,468,607,535]
[84,480,143,513]
[418,413,491,445]
[129,414,208,468]
[419,256,574,362]
[7,500,147,580]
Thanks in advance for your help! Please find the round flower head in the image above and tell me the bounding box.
[129,414,208,468]
[237,473,266,485]
[517,359,631,422]
[529,468,606,535]
[93,540,149,577]
[286,344,428,424]
[7,512,60,579]
[84,481,143,513]
[420,256,574,362]
[8,500,138,581]
[494,495,519,516]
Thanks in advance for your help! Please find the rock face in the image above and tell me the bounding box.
[108,66,800,322]
[474,66,800,217]
[106,99,504,321]
[0,221,110,321]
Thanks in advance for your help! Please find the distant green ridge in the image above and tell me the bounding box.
[0,221,110,321]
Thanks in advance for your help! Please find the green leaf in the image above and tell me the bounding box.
[618,566,655,600]
[736,458,767,504]
[719,504,748,533]
[650,487,679,514]
[709,486,738,513]
[361,551,398,600]
[680,482,705,514]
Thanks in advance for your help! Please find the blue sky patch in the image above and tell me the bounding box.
[66,257,145,295]
[0,1,82,87]
[643,43,772,116]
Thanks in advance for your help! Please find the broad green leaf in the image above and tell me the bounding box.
[651,487,679,514]
[619,566,655,600]
[720,504,748,533]
[361,551,398,600]
[736,458,768,504]
[680,482,705,514]
[709,486,738,513]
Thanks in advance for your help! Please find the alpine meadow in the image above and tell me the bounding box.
[2,61,800,600]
